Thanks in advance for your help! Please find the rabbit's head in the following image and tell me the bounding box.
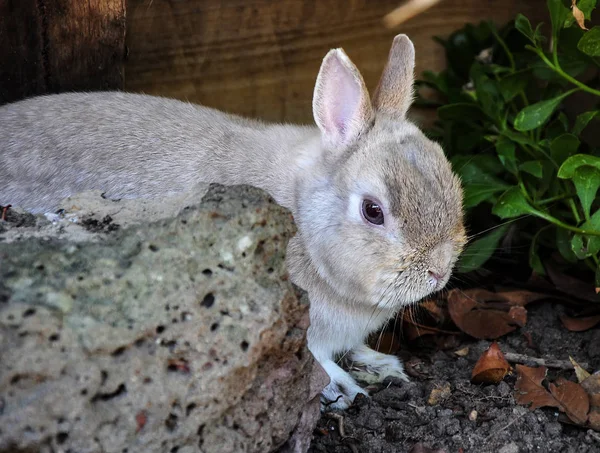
[294,35,466,311]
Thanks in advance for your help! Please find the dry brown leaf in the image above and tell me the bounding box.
[570,357,591,383]
[571,0,588,29]
[454,347,470,357]
[549,377,590,425]
[427,382,452,405]
[581,372,600,430]
[447,289,546,339]
[514,365,561,411]
[545,260,600,302]
[560,314,600,332]
[515,365,591,427]
[471,342,510,384]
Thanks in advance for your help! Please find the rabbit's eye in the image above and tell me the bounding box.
[362,199,384,225]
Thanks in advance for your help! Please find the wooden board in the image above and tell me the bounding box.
[125,0,547,124]
[0,0,126,105]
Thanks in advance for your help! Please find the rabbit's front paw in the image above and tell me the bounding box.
[349,344,410,383]
[320,359,368,411]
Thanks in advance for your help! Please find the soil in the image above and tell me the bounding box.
[309,302,600,453]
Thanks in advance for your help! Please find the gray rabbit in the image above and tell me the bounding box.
[0,35,466,409]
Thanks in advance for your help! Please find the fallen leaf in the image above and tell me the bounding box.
[549,377,590,425]
[571,0,588,29]
[545,260,600,302]
[471,342,511,384]
[581,371,600,430]
[448,289,546,339]
[514,365,561,411]
[570,357,591,383]
[454,347,470,357]
[515,365,591,426]
[408,443,447,453]
[428,382,452,405]
[560,314,600,332]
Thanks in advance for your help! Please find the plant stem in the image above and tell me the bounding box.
[535,50,600,97]
[531,209,600,236]
[491,26,516,72]
[538,193,575,205]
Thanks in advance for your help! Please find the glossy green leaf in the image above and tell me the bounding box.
[572,166,600,219]
[558,154,600,178]
[492,187,536,219]
[571,209,600,258]
[498,72,530,102]
[529,230,546,275]
[550,133,580,165]
[548,0,570,38]
[515,14,535,40]
[520,161,544,178]
[496,136,518,175]
[514,91,575,131]
[556,228,578,262]
[578,26,600,56]
[458,224,509,273]
[573,110,600,135]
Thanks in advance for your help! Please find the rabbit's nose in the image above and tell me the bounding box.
[427,269,447,287]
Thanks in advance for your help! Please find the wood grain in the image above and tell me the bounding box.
[0,0,126,105]
[125,0,547,124]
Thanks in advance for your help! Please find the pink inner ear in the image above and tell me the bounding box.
[323,58,362,142]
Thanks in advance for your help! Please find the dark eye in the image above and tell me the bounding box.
[361,199,384,225]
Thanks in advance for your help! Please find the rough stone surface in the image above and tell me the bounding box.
[0,184,327,453]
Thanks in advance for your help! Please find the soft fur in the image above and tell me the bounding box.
[0,35,466,410]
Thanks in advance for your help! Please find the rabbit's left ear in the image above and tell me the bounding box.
[313,48,374,149]
[372,34,415,118]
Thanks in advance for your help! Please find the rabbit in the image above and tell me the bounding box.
[0,34,466,410]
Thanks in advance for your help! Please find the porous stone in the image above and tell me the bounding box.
[0,184,327,453]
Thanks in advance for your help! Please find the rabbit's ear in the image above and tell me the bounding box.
[313,48,373,148]
[372,34,415,118]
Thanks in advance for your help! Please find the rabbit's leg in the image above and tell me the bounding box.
[349,344,410,382]
[320,359,368,410]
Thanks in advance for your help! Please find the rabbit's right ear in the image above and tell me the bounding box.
[372,34,415,118]
[313,49,374,149]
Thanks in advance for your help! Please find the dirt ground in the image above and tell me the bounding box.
[309,301,600,453]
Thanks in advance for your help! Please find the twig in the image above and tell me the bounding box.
[324,412,346,438]
[504,352,589,371]
[383,0,443,28]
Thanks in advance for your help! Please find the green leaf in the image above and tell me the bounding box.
[463,185,503,208]
[578,26,600,56]
[529,230,546,275]
[438,103,483,121]
[556,228,578,262]
[514,90,576,131]
[458,224,509,273]
[571,209,600,258]
[572,166,600,219]
[550,133,580,165]
[471,63,503,121]
[496,136,518,175]
[492,187,536,219]
[548,0,571,38]
[520,161,544,178]
[515,14,535,41]
[498,72,530,102]
[573,110,600,135]
[558,154,600,178]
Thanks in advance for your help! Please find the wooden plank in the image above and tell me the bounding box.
[0,0,126,106]
[124,0,547,124]
[0,0,45,105]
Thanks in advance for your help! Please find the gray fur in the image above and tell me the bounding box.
[0,35,466,410]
